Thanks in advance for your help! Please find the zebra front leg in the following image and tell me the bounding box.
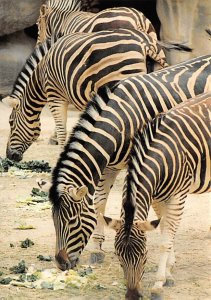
[151,196,185,299]
[152,201,176,287]
[48,100,68,148]
[164,247,176,287]
[92,168,120,250]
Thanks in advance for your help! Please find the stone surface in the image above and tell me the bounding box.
[89,251,105,264]
[0,31,35,97]
[157,0,211,64]
[0,0,45,36]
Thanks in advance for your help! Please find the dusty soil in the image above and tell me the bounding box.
[0,102,210,300]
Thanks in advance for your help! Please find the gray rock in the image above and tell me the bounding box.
[157,0,211,65]
[89,251,105,264]
[0,30,35,97]
[0,0,45,36]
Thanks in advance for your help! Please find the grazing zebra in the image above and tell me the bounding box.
[3,28,169,161]
[47,55,211,271]
[37,1,157,44]
[104,92,211,299]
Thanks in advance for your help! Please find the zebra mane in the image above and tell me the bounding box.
[122,114,165,239]
[135,114,164,156]
[65,86,112,147]
[122,176,136,241]
[47,0,82,11]
[50,86,112,207]
[11,37,55,99]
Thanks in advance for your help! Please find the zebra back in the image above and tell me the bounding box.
[126,92,211,220]
[51,54,211,202]
[37,4,157,44]
[39,28,167,110]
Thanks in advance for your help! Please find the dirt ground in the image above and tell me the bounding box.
[0,102,210,300]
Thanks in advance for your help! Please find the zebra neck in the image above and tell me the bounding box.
[11,39,52,101]
[17,69,46,118]
[55,141,109,197]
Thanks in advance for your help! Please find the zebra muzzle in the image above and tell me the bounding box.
[6,148,23,162]
[55,249,79,270]
[125,288,143,300]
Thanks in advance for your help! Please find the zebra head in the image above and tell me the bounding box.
[104,216,160,299]
[3,96,41,162]
[49,182,96,270]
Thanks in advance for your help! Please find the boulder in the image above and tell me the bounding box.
[0,31,35,97]
[0,0,45,36]
[157,0,211,64]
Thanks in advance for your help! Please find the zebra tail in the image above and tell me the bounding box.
[206,29,211,37]
[158,41,192,52]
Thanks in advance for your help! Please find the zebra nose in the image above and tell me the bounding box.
[6,149,22,162]
[55,249,71,271]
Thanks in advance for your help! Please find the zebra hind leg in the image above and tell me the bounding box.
[48,99,68,148]
[48,128,58,145]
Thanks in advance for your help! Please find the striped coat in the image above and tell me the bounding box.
[37,2,157,44]
[105,92,211,298]
[48,55,211,271]
[3,28,168,161]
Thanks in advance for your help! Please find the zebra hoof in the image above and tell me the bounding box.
[164,278,175,287]
[205,227,211,239]
[48,137,58,145]
[89,251,105,264]
[151,292,164,300]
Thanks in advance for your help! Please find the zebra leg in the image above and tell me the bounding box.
[164,247,175,287]
[48,100,68,147]
[152,201,176,287]
[49,128,58,145]
[151,196,185,297]
[91,168,120,250]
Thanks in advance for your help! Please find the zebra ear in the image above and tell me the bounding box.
[135,219,160,231]
[2,96,19,108]
[103,216,122,231]
[68,186,88,201]
[39,4,51,17]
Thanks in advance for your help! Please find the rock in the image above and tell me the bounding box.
[0,0,45,36]
[89,251,105,264]
[157,0,211,65]
[0,30,35,97]
[151,292,164,300]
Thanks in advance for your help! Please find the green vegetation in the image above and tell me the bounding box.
[0,158,51,173]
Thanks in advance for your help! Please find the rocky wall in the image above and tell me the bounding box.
[157,0,211,64]
[0,0,45,98]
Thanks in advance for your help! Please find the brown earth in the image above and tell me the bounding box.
[0,102,210,300]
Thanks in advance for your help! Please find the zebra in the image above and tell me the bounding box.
[104,92,211,299]
[47,55,211,271]
[2,28,169,161]
[37,1,158,45]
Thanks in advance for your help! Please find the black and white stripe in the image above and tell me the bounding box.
[48,55,211,271]
[107,92,210,298]
[3,28,168,161]
[37,0,157,44]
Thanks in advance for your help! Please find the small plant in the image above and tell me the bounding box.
[10,260,27,274]
[20,238,34,248]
